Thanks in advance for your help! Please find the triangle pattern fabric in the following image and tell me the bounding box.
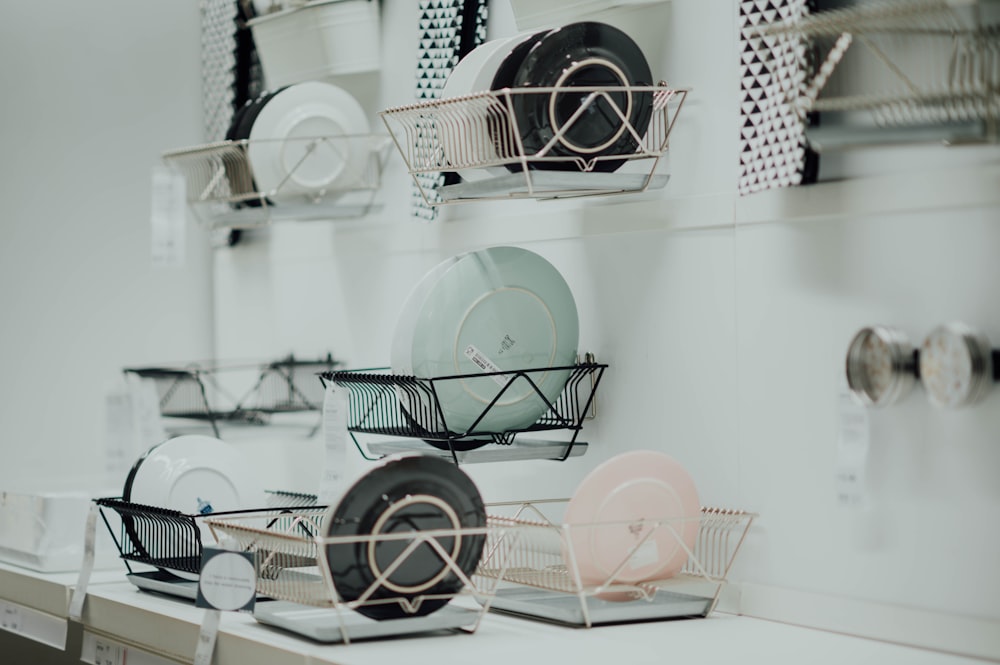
[411,0,490,220]
[738,0,815,195]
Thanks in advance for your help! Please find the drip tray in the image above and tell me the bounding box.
[486,586,712,626]
[127,571,200,600]
[254,600,481,643]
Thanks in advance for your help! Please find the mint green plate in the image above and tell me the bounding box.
[401,246,579,434]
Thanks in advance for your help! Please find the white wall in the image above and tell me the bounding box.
[0,2,213,489]
[211,0,1000,659]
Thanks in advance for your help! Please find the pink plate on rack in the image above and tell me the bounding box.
[563,450,700,596]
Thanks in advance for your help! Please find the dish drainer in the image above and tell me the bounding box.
[204,508,510,644]
[478,501,756,627]
[319,358,606,464]
[94,492,322,600]
[380,84,687,205]
[757,0,999,150]
[161,134,391,229]
[124,354,339,438]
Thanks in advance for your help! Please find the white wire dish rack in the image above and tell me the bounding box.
[380,84,688,204]
[161,134,391,229]
[757,0,1000,150]
[478,502,755,627]
[205,508,510,644]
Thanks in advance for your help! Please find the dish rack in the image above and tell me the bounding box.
[319,357,606,464]
[124,354,339,438]
[757,0,1000,150]
[94,492,321,600]
[380,84,688,204]
[478,501,756,627]
[161,134,391,229]
[204,508,510,644]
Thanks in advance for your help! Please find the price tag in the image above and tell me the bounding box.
[69,503,100,621]
[195,549,256,612]
[93,637,126,665]
[150,165,187,268]
[0,603,21,633]
[836,384,871,508]
[104,387,135,483]
[318,382,350,505]
[127,374,167,448]
[193,610,221,665]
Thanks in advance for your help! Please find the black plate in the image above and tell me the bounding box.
[226,87,287,208]
[507,22,653,173]
[400,404,492,453]
[325,455,486,621]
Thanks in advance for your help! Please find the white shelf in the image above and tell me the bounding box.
[736,162,1000,226]
[73,581,991,665]
[0,564,989,664]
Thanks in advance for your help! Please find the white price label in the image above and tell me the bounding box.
[69,502,100,621]
[0,603,20,632]
[836,385,871,508]
[464,345,508,386]
[150,165,187,268]
[318,382,350,505]
[193,609,221,665]
[93,637,126,665]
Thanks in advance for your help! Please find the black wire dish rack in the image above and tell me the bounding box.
[94,491,322,600]
[124,354,340,438]
[320,356,606,464]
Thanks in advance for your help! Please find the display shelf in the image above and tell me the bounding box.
[162,134,391,230]
[380,85,687,205]
[320,359,606,464]
[67,573,997,665]
[479,503,755,628]
[755,0,999,150]
[365,439,588,464]
[735,161,1000,225]
[124,354,339,438]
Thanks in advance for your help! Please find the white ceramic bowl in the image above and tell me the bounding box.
[392,246,579,435]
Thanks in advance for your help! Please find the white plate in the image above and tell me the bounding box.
[564,451,701,598]
[127,435,267,580]
[399,246,579,434]
[441,31,548,182]
[247,81,370,201]
[390,254,464,378]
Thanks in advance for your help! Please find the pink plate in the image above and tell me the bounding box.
[563,451,700,592]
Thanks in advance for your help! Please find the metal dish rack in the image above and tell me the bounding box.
[380,84,688,204]
[124,354,339,438]
[758,0,1000,150]
[320,358,606,464]
[162,134,391,229]
[94,492,321,600]
[478,501,756,627]
[204,508,511,644]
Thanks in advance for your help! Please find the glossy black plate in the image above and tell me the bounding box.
[325,455,486,621]
[507,22,653,173]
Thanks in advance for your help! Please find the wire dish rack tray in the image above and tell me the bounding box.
[205,508,512,644]
[380,84,688,204]
[320,359,606,463]
[162,134,391,229]
[94,492,321,596]
[478,502,755,627]
[756,0,1000,150]
[124,354,339,438]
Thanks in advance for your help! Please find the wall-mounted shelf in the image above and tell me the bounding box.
[757,0,1000,151]
[321,359,606,464]
[162,134,391,230]
[380,85,687,205]
[124,354,339,438]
